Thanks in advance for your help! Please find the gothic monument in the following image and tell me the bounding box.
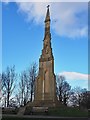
[34,6,57,106]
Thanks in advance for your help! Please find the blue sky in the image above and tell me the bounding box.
[2,2,88,89]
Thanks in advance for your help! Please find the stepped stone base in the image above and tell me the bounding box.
[17,100,61,115]
[17,106,26,115]
[26,100,61,107]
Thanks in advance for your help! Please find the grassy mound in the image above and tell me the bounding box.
[24,105,88,117]
[48,106,88,117]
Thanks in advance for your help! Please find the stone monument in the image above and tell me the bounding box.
[17,6,58,115]
[34,6,57,106]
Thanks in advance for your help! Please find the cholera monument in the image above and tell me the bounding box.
[34,5,57,106]
[18,6,59,115]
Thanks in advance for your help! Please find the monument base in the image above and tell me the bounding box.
[17,100,61,115]
[26,99,60,107]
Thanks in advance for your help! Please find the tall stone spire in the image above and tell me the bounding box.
[40,5,53,62]
[44,5,50,39]
[34,6,57,105]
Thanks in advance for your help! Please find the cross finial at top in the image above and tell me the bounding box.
[47,5,50,8]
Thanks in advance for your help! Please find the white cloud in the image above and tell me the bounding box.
[2,2,88,38]
[17,2,47,24]
[59,71,89,89]
[59,71,89,81]
[17,2,88,38]
[51,3,88,38]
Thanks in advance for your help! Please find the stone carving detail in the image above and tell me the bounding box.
[45,45,49,54]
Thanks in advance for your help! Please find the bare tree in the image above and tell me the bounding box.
[18,63,37,106]
[15,92,21,107]
[69,87,86,107]
[19,70,30,106]
[28,62,37,102]
[80,91,90,109]
[56,75,71,106]
[24,71,29,105]
[2,66,16,107]
[57,75,65,102]
[19,71,26,106]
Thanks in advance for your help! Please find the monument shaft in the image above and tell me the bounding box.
[34,6,57,105]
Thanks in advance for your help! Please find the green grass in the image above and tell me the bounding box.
[24,105,88,117]
[2,106,88,120]
[48,106,88,117]
[88,109,90,117]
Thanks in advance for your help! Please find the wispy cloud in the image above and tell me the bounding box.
[17,2,88,38]
[59,71,89,80]
[2,2,88,38]
[59,71,89,89]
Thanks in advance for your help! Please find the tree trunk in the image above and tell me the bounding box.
[5,96,6,107]
[59,86,62,102]
[7,92,10,107]
[59,94,62,102]
[30,90,33,102]
[63,94,67,106]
